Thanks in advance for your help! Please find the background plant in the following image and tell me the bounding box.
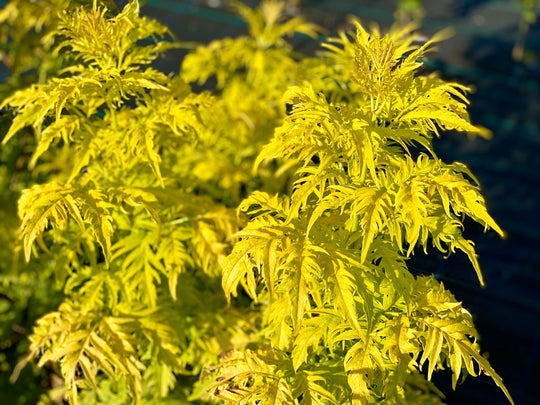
[180,0,320,204]
[513,0,539,61]
[395,0,424,25]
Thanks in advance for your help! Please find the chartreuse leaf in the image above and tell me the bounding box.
[291,312,340,371]
[418,317,514,402]
[222,192,292,301]
[412,276,514,404]
[431,166,505,237]
[157,228,194,300]
[112,226,163,307]
[343,339,385,405]
[292,371,339,405]
[328,260,364,335]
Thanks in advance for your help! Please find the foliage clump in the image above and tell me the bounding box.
[0,1,513,404]
[217,20,510,405]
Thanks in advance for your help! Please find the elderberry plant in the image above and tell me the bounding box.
[0,1,513,404]
[215,19,513,405]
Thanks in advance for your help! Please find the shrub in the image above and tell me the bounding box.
[0,1,513,404]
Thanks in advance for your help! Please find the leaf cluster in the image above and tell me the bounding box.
[0,0,120,98]
[179,0,322,204]
[217,18,512,405]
